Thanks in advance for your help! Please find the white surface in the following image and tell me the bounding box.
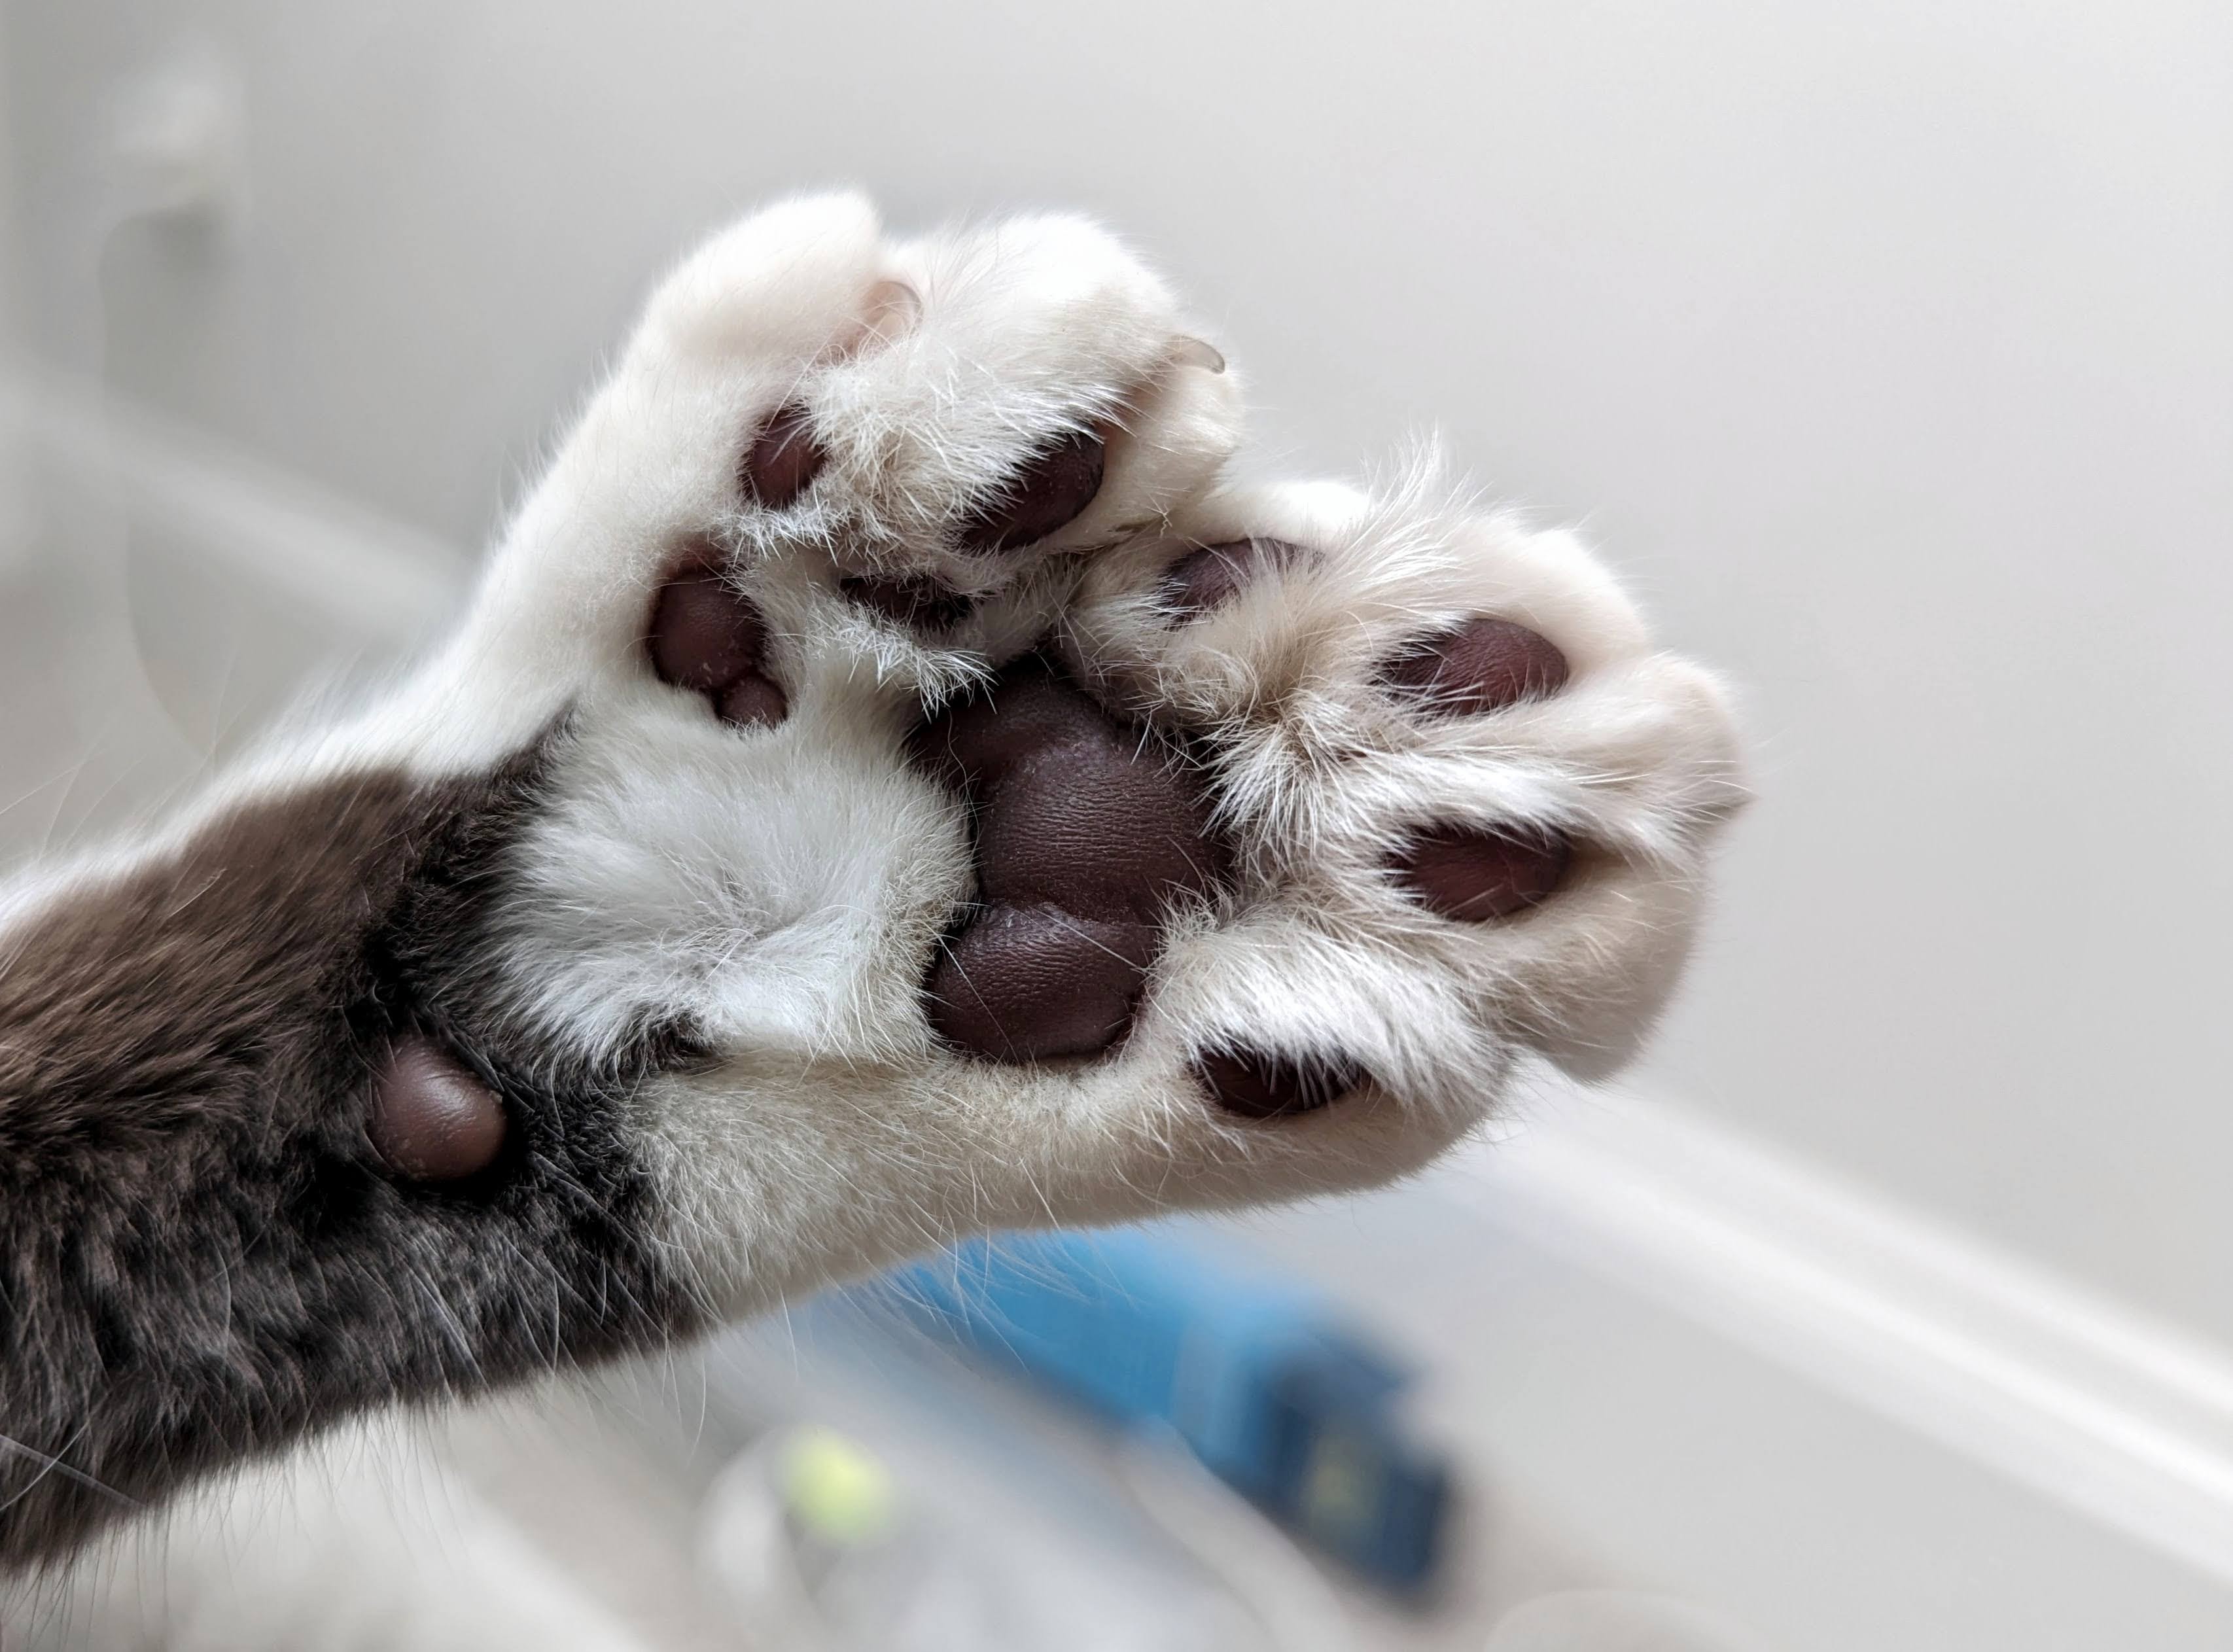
[1464,1087,2233,1590]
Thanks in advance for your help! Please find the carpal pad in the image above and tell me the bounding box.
[0,192,1744,1568]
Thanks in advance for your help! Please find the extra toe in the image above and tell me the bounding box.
[646,555,788,728]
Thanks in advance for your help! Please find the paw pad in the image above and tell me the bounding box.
[1389,824,1571,920]
[739,402,825,510]
[1377,616,1569,714]
[955,428,1107,553]
[924,904,1158,1061]
[1159,536,1305,618]
[840,574,977,629]
[1193,1048,1363,1119]
[917,661,1220,1061]
[368,1038,508,1182]
[646,555,789,728]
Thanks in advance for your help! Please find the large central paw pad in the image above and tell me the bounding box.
[914,662,1220,1061]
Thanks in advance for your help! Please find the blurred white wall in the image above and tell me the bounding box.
[2,0,2227,1414]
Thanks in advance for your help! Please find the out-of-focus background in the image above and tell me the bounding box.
[1,2,2228,1649]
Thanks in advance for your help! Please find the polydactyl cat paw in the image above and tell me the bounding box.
[0,192,1745,1571]
[364,192,1743,1273]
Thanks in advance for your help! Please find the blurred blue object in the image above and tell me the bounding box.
[878,1229,1451,1595]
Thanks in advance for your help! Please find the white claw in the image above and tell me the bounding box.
[858,277,923,347]
[1170,336,1227,374]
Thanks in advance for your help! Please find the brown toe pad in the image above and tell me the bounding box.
[1390,824,1572,920]
[646,555,789,729]
[956,430,1107,553]
[1378,616,1568,715]
[1194,1048,1364,1119]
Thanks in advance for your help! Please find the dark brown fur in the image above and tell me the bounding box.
[0,736,698,1569]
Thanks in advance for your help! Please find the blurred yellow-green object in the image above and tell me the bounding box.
[782,1426,900,1547]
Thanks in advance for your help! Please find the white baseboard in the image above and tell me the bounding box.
[1463,1091,2233,1591]
[1229,1097,2233,1646]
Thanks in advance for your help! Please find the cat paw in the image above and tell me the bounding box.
[380,194,1745,1302]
